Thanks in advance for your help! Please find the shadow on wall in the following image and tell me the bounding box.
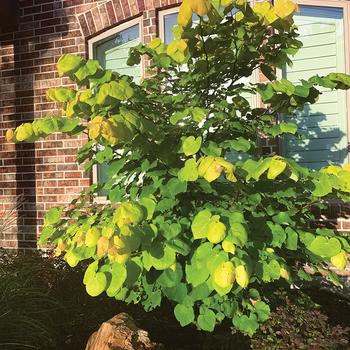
[0,0,69,250]
[285,103,349,230]
[283,101,348,170]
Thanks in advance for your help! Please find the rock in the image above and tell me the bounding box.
[85,312,163,350]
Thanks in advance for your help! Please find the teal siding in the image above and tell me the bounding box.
[283,6,348,169]
[96,38,141,81]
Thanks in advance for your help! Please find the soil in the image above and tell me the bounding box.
[59,286,350,350]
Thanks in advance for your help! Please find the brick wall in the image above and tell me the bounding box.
[0,0,181,250]
[0,0,349,250]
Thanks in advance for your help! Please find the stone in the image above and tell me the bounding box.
[85,312,163,350]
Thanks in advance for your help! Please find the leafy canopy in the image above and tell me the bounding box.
[7,0,350,335]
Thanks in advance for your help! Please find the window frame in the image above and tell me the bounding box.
[87,17,143,202]
[278,0,350,165]
[158,6,180,43]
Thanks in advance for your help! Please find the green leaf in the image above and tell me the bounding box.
[146,242,176,270]
[267,158,286,180]
[279,122,297,134]
[109,187,124,203]
[106,159,126,176]
[254,301,270,322]
[166,238,191,256]
[186,263,210,287]
[44,207,62,225]
[38,117,59,134]
[232,314,259,337]
[201,141,222,157]
[230,223,248,247]
[308,236,341,258]
[106,263,127,297]
[163,283,188,303]
[161,178,187,198]
[206,250,228,274]
[297,269,313,281]
[186,243,213,286]
[198,309,216,332]
[96,146,113,164]
[261,260,281,282]
[190,107,206,122]
[59,117,80,132]
[74,59,101,81]
[191,209,212,239]
[47,87,76,102]
[327,72,350,89]
[139,197,156,220]
[157,264,183,288]
[267,222,286,248]
[339,236,350,253]
[312,174,333,197]
[83,261,99,285]
[190,283,212,301]
[86,272,107,297]
[178,159,199,182]
[64,250,80,267]
[294,84,310,98]
[57,54,83,77]
[285,227,298,250]
[272,79,295,96]
[257,83,274,101]
[251,158,272,180]
[309,75,337,89]
[174,304,195,327]
[181,136,202,156]
[16,123,34,141]
[229,137,251,152]
[272,212,292,225]
[125,259,143,287]
[299,231,315,246]
[170,109,189,125]
[38,226,55,245]
[159,56,171,68]
[229,212,245,224]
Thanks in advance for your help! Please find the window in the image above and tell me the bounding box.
[88,19,142,195]
[161,10,179,44]
[282,4,349,169]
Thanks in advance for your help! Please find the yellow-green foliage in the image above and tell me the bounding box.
[7,0,350,335]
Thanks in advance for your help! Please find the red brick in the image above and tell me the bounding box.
[41,18,61,27]
[113,0,125,20]
[105,1,117,25]
[91,7,103,32]
[85,11,97,36]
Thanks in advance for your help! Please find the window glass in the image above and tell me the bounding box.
[93,24,141,189]
[164,13,178,44]
[282,5,347,169]
[95,24,141,81]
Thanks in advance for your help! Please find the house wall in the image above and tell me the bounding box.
[0,0,349,250]
[0,0,180,250]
